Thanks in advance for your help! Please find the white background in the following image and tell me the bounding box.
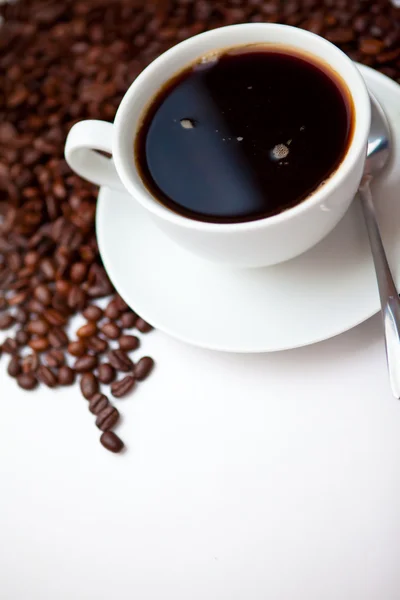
[1,314,400,600]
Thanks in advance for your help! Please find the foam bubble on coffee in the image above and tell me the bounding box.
[270,143,290,161]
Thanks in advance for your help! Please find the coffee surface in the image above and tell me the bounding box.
[136,47,353,223]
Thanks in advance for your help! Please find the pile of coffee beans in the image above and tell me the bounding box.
[1,0,399,452]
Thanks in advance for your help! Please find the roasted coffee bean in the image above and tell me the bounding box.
[29,336,49,352]
[45,349,65,368]
[67,340,86,357]
[43,308,67,326]
[27,319,49,336]
[89,393,109,415]
[34,284,52,306]
[83,305,103,322]
[22,353,39,374]
[58,365,75,386]
[111,375,136,398]
[119,335,140,352]
[100,431,124,453]
[26,299,46,314]
[70,262,87,283]
[96,405,120,431]
[15,329,30,346]
[48,327,68,349]
[86,336,108,354]
[98,363,116,384]
[17,372,38,391]
[24,250,40,268]
[2,338,18,354]
[14,308,29,324]
[114,295,129,312]
[108,349,134,372]
[56,280,72,297]
[40,258,56,280]
[67,285,87,311]
[135,357,155,381]
[8,291,28,306]
[51,293,71,315]
[37,365,57,388]
[0,314,14,330]
[74,354,98,373]
[359,38,385,55]
[120,311,137,329]
[136,318,153,333]
[76,322,97,338]
[80,372,99,400]
[8,356,21,377]
[101,321,121,340]
[104,300,120,320]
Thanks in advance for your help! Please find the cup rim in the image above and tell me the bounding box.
[113,23,371,233]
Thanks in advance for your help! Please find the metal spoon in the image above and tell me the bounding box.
[359,93,400,398]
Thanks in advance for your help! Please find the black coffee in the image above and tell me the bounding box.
[135,47,353,224]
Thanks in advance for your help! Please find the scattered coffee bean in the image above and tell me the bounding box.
[119,335,140,352]
[76,322,97,338]
[68,340,87,357]
[17,373,38,391]
[120,311,137,329]
[96,405,120,431]
[27,319,49,336]
[48,327,68,349]
[101,321,121,340]
[8,291,28,306]
[360,38,385,55]
[86,336,109,354]
[58,365,76,386]
[70,262,87,283]
[28,337,49,353]
[34,284,52,306]
[80,372,99,400]
[0,314,14,330]
[114,295,129,312]
[108,349,134,372]
[136,318,153,333]
[100,431,124,453]
[111,375,136,398]
[74,354,98,373]
[134,356,155,381]
[43,308,67,327]
[26,299,45,314]
[104,300,120,320]
[2,338,18,354]
[45,349,65,368]
[89,393,109,415]
[14,308,29,324]
[83,305,103,322]
[15,330,30,346]
[37,365,58,388]
[22,353,39,373]
[98,363,117,384]
[8,356,21,378]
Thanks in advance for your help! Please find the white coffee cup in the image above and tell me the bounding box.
[65,23,370,268]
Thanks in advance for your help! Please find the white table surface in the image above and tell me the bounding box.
[1,314,400,600]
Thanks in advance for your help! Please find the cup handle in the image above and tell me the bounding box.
[65,120,125,190]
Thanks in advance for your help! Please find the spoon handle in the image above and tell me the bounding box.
[360,177,400,399]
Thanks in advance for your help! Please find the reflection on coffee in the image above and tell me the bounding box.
[135,46,354,224]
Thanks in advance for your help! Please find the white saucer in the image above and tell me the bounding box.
[97,64,400,353]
